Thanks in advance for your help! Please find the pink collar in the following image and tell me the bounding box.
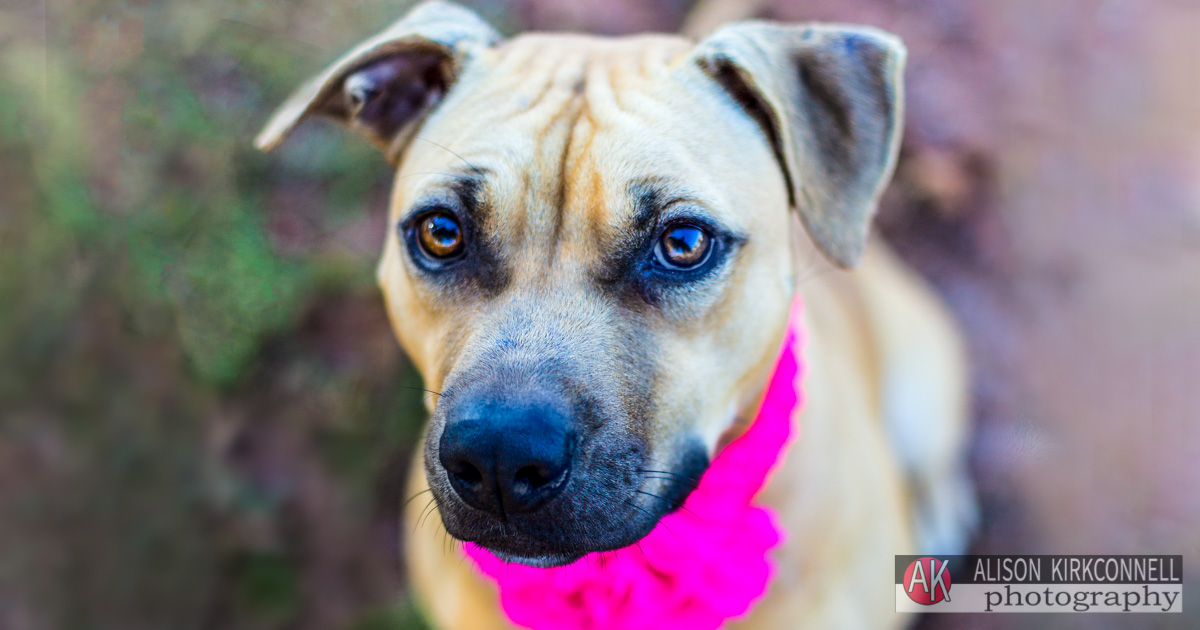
[464,298,806,630]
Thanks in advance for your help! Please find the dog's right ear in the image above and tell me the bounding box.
[254,1,500,159]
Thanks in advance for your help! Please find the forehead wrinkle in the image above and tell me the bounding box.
[515,85,587,255]
[568,143,606,258]
[487,39,572,111]
[437,61,587,269]
[561,60,667,258]
[437,37,701,283]
[487,47,608,277]
[510,51,588,119]
[547,105,594,268]
[580,48,621,120]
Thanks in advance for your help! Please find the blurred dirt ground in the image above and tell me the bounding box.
[1,1,1198,629]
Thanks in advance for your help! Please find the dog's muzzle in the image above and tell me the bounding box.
[438,392,576,517]
[424,359,690,565]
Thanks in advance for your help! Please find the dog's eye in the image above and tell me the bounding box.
[417,212,465,259]
[655,223,712,270]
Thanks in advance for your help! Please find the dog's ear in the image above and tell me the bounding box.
[691,22,905,268]
[255,1,500,159]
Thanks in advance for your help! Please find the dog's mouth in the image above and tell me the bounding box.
[435,484,664,565]
[488,548,584,568]
[433,439,710,567]
[444,506,652,568]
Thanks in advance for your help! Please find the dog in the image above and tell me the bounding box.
[257,2,975,628]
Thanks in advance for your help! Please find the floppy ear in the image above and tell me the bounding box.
[692,22,906,268]
[254,1,501,160]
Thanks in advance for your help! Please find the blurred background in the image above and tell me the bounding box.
[1,0,1197,629]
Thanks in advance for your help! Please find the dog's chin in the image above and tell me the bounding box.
[488,548,585,568]
[444,518,651,568]
[432,438,710,568]
[439,504,660,568]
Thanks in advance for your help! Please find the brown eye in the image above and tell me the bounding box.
[417,212,464,259]
[655,223,712,269]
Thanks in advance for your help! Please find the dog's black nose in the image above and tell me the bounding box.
[438,399,575,516]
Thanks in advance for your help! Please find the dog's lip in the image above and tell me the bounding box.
[488,548,584,568]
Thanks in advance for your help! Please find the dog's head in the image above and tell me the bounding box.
[259,1,904,566]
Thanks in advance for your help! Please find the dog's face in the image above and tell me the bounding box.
[380,35,798,565]
[258,1,904,566]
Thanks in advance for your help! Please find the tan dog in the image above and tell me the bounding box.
[257,2,974,628]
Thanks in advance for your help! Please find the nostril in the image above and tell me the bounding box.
[447,460,483,487]
[514,464,554,490]
[509,458,569,512]
[438,406,575,516]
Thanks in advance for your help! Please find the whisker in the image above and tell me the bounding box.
[416,496,440,532]
[644,456,706,479]
[796,265,838,287]
[394,170,471,183]
[395,385,449,406]
[455,540,468,569]
[635,489,701,520]
[794,243,837,288]
[400,487,432,510]
[624,499,676,538]
[636,468,702,484]
[414,502,433,533]
[414,136,482,174]
[637,465,710,498]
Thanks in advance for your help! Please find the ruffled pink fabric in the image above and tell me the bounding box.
[464,298,806,630]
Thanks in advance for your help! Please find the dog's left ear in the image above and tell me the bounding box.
[691,22,906,268]
[254,1,501,159]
